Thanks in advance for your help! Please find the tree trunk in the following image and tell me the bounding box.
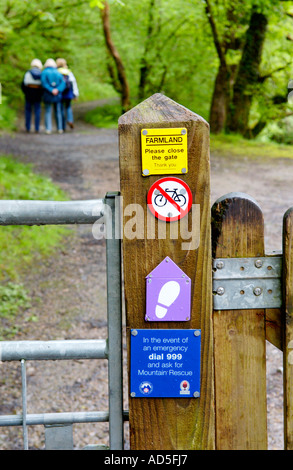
[226,10,268,135]
[209,63,231,134]
[138,0,156,100]
[100,1,131,113]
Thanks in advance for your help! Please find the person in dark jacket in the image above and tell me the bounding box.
[21,59,43,133]
[41,58,66,134]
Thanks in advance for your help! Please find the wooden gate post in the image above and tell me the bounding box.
[211,193,267,450]
[119,94,215,450]
[283,207,293,449]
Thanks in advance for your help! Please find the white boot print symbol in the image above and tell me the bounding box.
[155,281,181,319]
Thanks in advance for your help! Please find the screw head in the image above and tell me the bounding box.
[216,286,225,296]
[181,129,187,135]
[194,330,201,336]
[142,129,148,135]
[131,329,138,336]
[193,391,200,398]
[255,259,263,268]
[254,287,262,296]
[181,168,187,174]
[130,392,136,397]
[216,261,225,269]
[143,169,150,176]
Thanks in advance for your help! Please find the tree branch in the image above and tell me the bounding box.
[258,62,292,83]
[100,0,130,111]
[204,0,226,67]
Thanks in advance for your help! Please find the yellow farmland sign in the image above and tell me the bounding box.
[141,128,188,176]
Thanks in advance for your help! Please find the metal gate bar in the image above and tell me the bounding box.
[0,410,129,426]
[0,192,125,450]
[0,199,104,225]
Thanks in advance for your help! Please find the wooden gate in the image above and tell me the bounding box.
[119,93,292,450]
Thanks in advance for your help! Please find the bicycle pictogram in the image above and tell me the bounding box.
[147,177,192,222]
[154,188,187,208]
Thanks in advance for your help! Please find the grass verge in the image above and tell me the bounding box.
[0,154,70,338]
[84,102,122,129]
[210,133,293,160]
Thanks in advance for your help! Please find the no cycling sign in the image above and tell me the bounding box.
[147,177,192,222]
[141,127,188,177]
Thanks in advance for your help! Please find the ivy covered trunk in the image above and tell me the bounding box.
[226,10,268,136]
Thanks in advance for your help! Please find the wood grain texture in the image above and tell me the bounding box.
[211,192,267,450]
[283,208,293,449]
[119,94,215,450]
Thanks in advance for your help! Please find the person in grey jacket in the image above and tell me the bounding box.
[41,58,66,134]
[21,59,43,133]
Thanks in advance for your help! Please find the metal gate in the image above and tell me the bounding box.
[0,192,127,450]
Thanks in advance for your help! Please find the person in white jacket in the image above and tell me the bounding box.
[56,58,79,130]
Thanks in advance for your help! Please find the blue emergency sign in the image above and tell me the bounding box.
[130,329,201,398]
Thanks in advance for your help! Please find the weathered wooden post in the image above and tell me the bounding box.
[211,193,267,450]
[283,207,293,449]
[119,94,215,450]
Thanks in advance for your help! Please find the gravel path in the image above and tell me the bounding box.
[0,103,292,450]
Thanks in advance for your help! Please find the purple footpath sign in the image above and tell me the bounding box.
[145,257,191,322]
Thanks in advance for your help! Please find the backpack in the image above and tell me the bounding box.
[62,73,72,92]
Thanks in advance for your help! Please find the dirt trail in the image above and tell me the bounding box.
[1,102,293,449]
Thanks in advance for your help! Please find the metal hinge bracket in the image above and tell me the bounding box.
[212,256,282,311]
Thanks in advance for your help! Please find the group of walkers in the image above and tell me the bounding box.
[21,58,79,134]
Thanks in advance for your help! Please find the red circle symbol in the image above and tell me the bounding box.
[147,177,193,222]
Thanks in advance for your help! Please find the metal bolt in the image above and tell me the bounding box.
[181,129,187,135]
[255,259,263,268]
[154,189,161,195]
[253,287,262,296]
[181,168,187,174]
[193,391,200,398]
[142,130,148,135]
[130,392,136,397]
[168,212,173,218]
[148,278,152,283]
[131,329,138,336]
[216,287,225,296]
[143,169,149,176]
[194,330,201,337]
[180,188,186,194]
[216,260,224,270]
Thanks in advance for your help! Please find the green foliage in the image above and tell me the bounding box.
[1,0,293,138]
[0,97,17,131]
[211,132,293,159]
[0,282,30,319]
[85,101,121,127]
[0,154,71,337]
[0,155,70,281]
[0,282,33,339]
